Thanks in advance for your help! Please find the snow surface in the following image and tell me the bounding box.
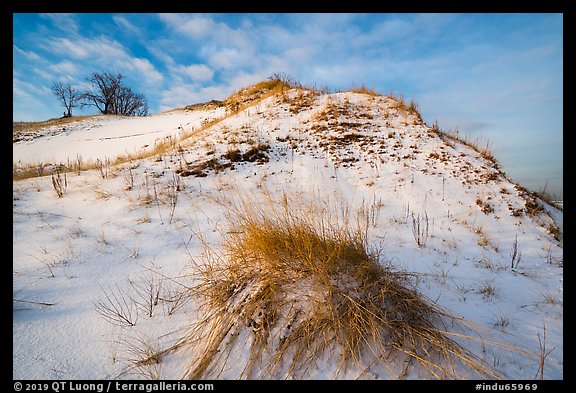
[13,88,563,380]
[13,107,226,165]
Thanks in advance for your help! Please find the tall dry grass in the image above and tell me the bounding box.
[173,193,506,379]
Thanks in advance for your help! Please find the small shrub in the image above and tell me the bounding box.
[525,198,544,216]
[539,291,561,306]
[411,212,429,247]
[95,284,138,327]
[161,285,190,317]
[96,158,111,179]
[477,280,497,300]
[350,84,379,96]
[476,198,494,214]
[116,332,163,379]
[535,324,553,380]
[223,148,242,162]
[510,234,522,270]
[533,184,563,211]
[493,314,510,328]
[474,225,491,248]
[546,223,561,241]
[51,169,67,198]
[510,208,523,217]
[389,95,423,122]
[129,274,163,318]
[407,99,419,115]
[241,143,270,163]
[124,167,135,190]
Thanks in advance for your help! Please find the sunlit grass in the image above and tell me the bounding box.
[175,193,507,379]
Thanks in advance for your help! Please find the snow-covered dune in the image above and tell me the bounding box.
[13,107,226,165]
[13,85,563,380]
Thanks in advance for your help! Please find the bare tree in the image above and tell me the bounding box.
[81,71,123,115]
[51,82,80,118]
[81,71,148,116]
[112,84,149,117]
[268,72,299,88]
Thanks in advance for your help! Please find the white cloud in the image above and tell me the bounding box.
[176,64,214,81]
[159,14,255,55]
[282,46,314,63]
[158,13,215,38]
[208,48,244,70]
[13,76,51,98]
[48,37,89,59]
[129,58,164,84]
[46,36,126,61]
[159,83,201,111]
[228,71,267,90]
[112,15,142,36]
[32,67,55,81]
[49,61,78,77]
[39,13,79,34]
[13,45,41,61]
[159,82,234,111]
[44,35,164,85]
[147,45,176,68]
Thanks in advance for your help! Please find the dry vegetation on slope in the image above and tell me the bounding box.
[13,78,563,380]
[159,194,510,379]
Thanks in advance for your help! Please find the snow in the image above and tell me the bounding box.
[13,107,226,165]
[13,87,563,380]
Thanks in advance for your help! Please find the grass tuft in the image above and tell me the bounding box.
[173,194,504,379]
[349,84,380,96]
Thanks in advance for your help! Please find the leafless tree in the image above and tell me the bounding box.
[81,71,148,116]
[268,72,298,87]
[111,84,149,117]
[81,71,123,115]
[51,82,81,118]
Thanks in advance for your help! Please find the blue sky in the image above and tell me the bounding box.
[13,13,563,198]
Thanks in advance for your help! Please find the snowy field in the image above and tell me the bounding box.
[13,106,226,165]
[13,87,563,380]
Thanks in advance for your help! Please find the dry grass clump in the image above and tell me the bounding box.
[350,84,380,96]
[388,93,421,118]
[224,78,292,113]
[433,127,502,172]
[287,90,317,114]
[176,195,502,379]
[176,143,270,178]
